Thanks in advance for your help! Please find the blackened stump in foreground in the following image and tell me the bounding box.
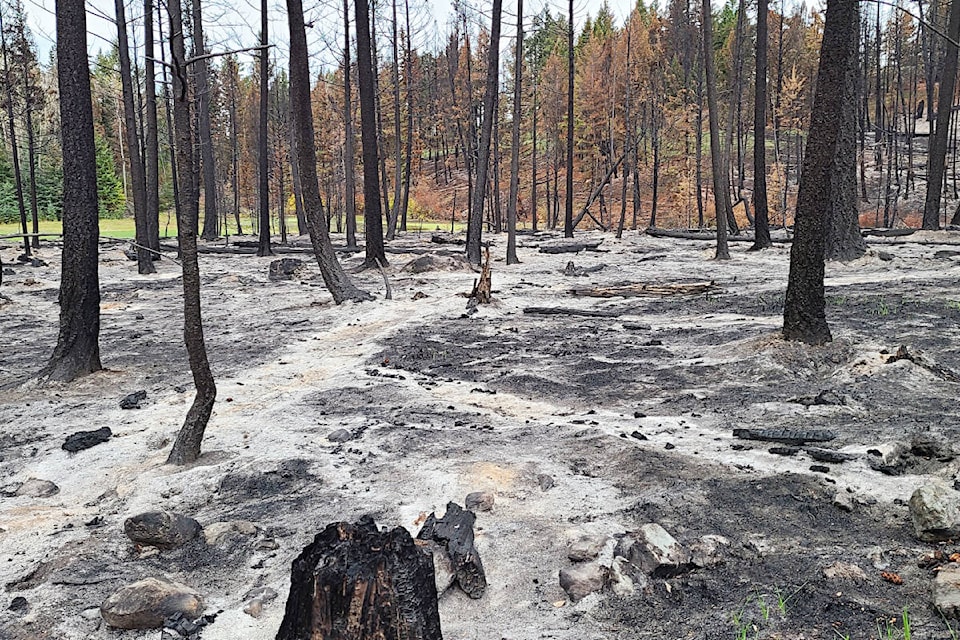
[276,518,442,640]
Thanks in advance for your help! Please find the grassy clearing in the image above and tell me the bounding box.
[0,214,467,242]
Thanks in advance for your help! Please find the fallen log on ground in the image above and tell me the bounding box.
[732,428,837,445]
[570,281,718,298]
[417,502,487,599]
[523,306,624,318]
[276,516,442,640]
[539,239,604,254]
[644,228,784,243]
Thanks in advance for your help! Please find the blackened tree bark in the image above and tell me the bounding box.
[466,0,502,264]
[925,0,960,228]
[563,0,574,238]
[256,0,272,256]
[783,0,858,345]
[750,0,771,250]
[191,0,219,241]
[342,0,358,248]
[398,1,414,233]
[145,0,161,253]
[0,13,29,258]
[287,0,371,302]
[44,0,101,382]
[115,0,155,274]
[356,0,387,268]
[825,11,866,262]
[702,0,730,259]
[166,0,217,464]
[385,0,402,240]
[506,0,523,265]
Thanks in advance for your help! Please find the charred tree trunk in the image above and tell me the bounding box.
[0,15,29,258]
[276,517,442,640]
[563,0,574,238]
[398,0,414,233]
[166,0,217,464]
[115,0,155,274]
[751,0,771,250]
[928,0,960,227]
[192,0,218,241]
[343,0,358,248]
[506,0,523,265]
[702,0,730,259]
[825,15,866,262]
[44,0,101,382]
[23,64,39,250]
[286,0,370,302]
[466,0,502,265]
[144,0,161,251]
[783,0,858,345]
[356,0,387,268]
[256,0,272,256]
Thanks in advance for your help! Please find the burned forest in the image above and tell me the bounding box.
[4,0,960,638]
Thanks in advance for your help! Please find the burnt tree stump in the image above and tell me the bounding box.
[275,517,442,640]
[417,502,487,599]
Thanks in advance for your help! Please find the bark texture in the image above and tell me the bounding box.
[46,0,102,382]
[783,0,858,345]
[275,517,442,640]
[166,0,217,464]
[286,0,370,302]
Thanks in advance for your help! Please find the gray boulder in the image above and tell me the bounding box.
[909,482,960,542]
[100,577,204,629]
[124,511,202,549]
[559,562,609,602]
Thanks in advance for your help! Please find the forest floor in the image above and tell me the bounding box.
[2,228,960,639]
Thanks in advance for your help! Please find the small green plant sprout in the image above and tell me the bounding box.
[946,300,960,311]
[874,297,891,316]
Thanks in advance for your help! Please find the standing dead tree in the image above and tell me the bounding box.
[166,0,217,464]
[44,0,102,382]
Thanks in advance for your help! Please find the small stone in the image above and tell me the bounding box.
[689,534,730,568]
[809,464,830,473]
[203,520,258,546]
[935,564,960,619]
[8,596,28,613]
[124,511,202,549]
[119,390,147,410]
[567,535,608,562]
[909,481,960,542]
[877,251,894,261]
[15,478,59,497]
[833,490,855,513]
[559,562,609,602]
[617,523,691,578]
[464,491,494,512]
[100,577,204,630]
[243,599,263,618]
[62,427,112,453]
[823,561,868,581]
[80,607,100,620]
[327,429,352,443]
[537,474,555,491]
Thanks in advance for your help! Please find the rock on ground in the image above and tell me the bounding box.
[464,491,495,512]
[124,511,202,549]
[909,482,960,542]
[559,562,609,602]
[100,577,204,629]
[567,535,608,562]
[616,523,691,578]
